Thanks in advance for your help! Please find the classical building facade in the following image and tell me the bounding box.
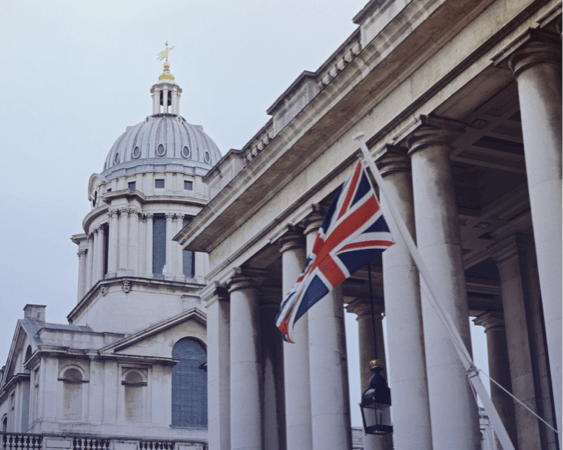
[176,1,561,450]
[0,64,221,449]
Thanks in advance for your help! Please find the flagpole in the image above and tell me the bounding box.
[353,132,516,450]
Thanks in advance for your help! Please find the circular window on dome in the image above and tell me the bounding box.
[114,153,120,164]
[204,151,211,164]
[132,146,141,159]
[157,144,166,157]
[182,146,191,159]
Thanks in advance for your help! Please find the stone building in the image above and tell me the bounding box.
[175,1,562,450]
[0,63,220,449]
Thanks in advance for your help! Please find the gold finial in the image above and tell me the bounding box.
[370,359,383,369]
[157,41,175,82]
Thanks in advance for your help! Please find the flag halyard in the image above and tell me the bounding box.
[276,160,394,343]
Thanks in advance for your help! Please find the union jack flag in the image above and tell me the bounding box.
[276,160,395,343]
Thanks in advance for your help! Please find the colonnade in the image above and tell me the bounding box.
[77,208,193,301]
[151,85,181,115]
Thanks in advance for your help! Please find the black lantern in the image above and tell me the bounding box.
[360,359,393,435]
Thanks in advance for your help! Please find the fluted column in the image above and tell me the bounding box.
[279,227,312,450]
[201,282,230,450]
[86,233,94,290]
[77,249,87,301]
[375,145,432,450]
[507,30,562,432]
[107,208,119,277]
[165,213,176,277]
[303,212,351,450]
[260,290,286,450]
[118,207,129,276]
[228,270,263,450]
[404,116,480,450]
[145,213,154,276]
[346,299,390,450]
[96,226,105,282]
[488,235,542,450]
[473,312,518,448]
[128,210,140,276]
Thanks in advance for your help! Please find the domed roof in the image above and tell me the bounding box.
[102,113,222,179]
[101,60,222,180]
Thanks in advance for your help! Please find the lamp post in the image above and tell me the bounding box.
[359,263,393,436]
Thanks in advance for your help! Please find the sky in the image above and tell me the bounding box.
[0,0,489,428]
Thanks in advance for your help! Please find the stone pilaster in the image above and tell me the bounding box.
[107,208,119,277]
[488,235,542,450]
[86,233,94,291]
[228,269,264,450]
[128,210,140,276]
[402,115,480,450]
[473,312,518,449]
[375,144,432,450]
[278,226,312,450]
[507,30,562,432]
[95,225,105,282]
[165,213,176,277]
[302,211,351,450]
[118,207,129,276]
[201,282,230,450]
[77,249,87,301]
[144,213,154,276]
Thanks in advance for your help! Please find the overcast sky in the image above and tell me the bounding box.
[0,0,489,427]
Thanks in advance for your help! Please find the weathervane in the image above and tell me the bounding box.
[157,41,175,63]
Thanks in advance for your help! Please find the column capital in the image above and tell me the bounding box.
[227,267,269,293]
[392,115,465,156]
[506,29,561,79]
[473,311,505,332]
[108,208,120,218]
[275,225,305,253]
[374,144,410,177]
[165,212,175,220]
[301,204,327,236]
[145,212,154,220]
[200,281,229,306]
[118,206,129,216]
[77,249,88,258]
[345,297,385,318]
[488,234,527,265]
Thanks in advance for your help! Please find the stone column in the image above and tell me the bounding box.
[488,235,542,450]
[201,282,230,450]
[145,213,154,276]
[260,290,286,450]
[86,233,94,290]
[473,312,518,448]
[96,226,105,282]
[404,115,480,450]
[376,145,432,450]
[118,207,129,276]
[128,210,140,276]
[346,299,391,450]
[152,92,159,114]
[165,213,176,277]
[107,208,119,277]
[163,87,169,113]
[228,270,263,450]
[171,90,179,115]
[507,30,562,431]
[77,249,87,301]
[279,227,312,450]
[303,213,352,450]
[176,214,185,278]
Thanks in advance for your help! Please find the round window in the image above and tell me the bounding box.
[204,151,211,164]
[114,152,120,164]
[157,144,166,156]
[132,146,141,159]
[182,146,190,159]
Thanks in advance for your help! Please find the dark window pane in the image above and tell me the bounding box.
[171,339,207,428]
[103,224,109,276]
[155,179,165,188]
[152,216,166,275]
[184,180,193,190]
[128,182,136,190]
[182,216,195,278]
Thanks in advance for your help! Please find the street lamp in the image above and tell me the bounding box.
[360,359,393,435]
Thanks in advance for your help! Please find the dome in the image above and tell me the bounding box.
[102,113,222,180]
[101,60,222,180]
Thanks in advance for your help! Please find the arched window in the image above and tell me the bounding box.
[61,368,83,420]
[123,370,146,422]
[171,339,207,428]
